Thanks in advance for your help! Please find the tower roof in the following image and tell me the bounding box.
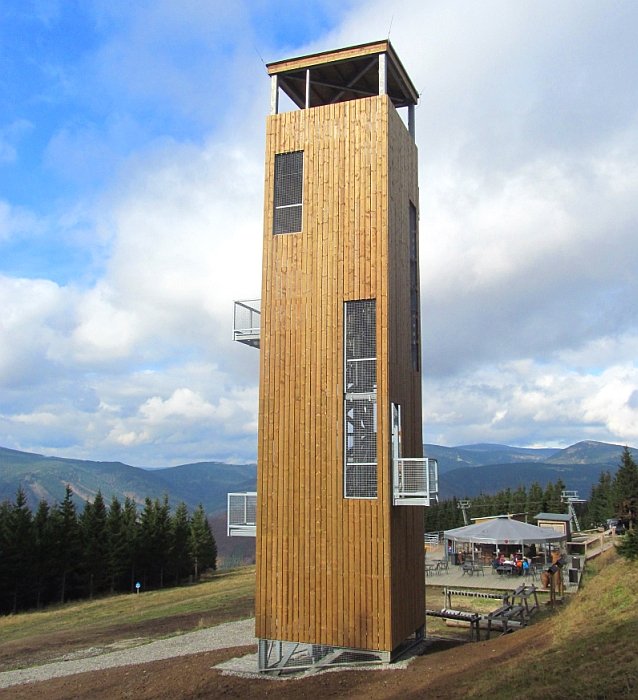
[266,40,418,110]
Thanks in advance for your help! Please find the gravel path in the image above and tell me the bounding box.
[0,618,256,689]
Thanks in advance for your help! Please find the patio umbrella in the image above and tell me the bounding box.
[444,516,567,546]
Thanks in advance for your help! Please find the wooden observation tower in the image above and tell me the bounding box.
[230,40,438,672]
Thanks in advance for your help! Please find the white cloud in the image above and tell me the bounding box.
[2,0,638,465]
[140,388,215,422]
[0,201,42,243]
[0,119,32,164]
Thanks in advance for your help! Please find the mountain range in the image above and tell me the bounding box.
[1,440,636,513]
[427,441,636,499]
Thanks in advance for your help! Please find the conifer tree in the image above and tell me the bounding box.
[171,502,192,585]
[122,497,139,591]
[613,447,638,528]
[106,496,128,592]
[526,482,545,515]
[33,500,54,608]
[80,490,108,598]
[585,471,614,528]
[0,500,10,612]
[139,496,172,588]
[617,526,638,560]
[51,486,82,603]
[189,504,217,579]
[4,488,35,612]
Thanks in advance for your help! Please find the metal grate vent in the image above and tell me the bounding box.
[227,492,257,537]
[273,151,303,234]
[344,299,377,498]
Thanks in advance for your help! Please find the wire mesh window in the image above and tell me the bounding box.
[273,151,303,234]
[344,299,377,498]
[409,202,420,372]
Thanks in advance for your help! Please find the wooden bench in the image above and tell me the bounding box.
[426,608,482,641]
[485,604,527,638]
[509,584,540,619]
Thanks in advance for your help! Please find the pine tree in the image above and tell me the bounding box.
[0,500,10,612]
[51,486,82,604]
[106,496,128,592]
[122,497,139,591]
[189,505,217,579]
[510,485,527,515]
[33,500,54,608]
[155,496,172,588]
[3,488,35,612]
[584,471,614,528]
[171,502,193,585]
[526,482,545,515]
[617,526,638,560]
[613,447,638,528]
[80,491,108,598]
[138,496,172,588]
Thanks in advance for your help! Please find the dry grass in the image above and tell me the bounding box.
[0,567,255,646]
[464,549,638,699]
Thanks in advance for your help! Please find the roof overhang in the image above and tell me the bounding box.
[266,40,418,110]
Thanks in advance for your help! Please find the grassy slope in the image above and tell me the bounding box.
[0,554,636,698]
[0,567,255,652]
[465,549,638,699]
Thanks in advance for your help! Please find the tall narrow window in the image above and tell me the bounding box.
[344,299,377,498]
[273,151,303,234]
[409,202,421,372]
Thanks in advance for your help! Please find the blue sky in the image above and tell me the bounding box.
[1,0,638,466]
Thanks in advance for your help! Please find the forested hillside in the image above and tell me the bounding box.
[425,447,638,534]
[0,487,217,614]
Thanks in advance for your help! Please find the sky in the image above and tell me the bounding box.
[1,0,637,467]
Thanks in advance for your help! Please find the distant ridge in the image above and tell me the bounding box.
[1,440,635,511]
[0,446,256,515]
[425,440,637,499]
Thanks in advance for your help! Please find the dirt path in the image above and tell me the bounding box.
[0,614,552,700]
[0,619,256,690]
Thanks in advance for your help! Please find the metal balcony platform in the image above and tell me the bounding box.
[233,299,261,348]
[227,492,257,537]
[393,457,438,506]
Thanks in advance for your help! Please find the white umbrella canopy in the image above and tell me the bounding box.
[444,516,567,546]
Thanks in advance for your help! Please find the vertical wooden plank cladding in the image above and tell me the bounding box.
[257,94,422,652]
[386,102,424,649]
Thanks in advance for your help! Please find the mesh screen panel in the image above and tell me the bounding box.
[274,205,302,234]
[228,493,256,526]
[273,151,303,234]
[344,299,377,498]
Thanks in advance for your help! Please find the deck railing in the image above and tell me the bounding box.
[233,299,261,348]
[393,457,438,506]
[227,492,257,537]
